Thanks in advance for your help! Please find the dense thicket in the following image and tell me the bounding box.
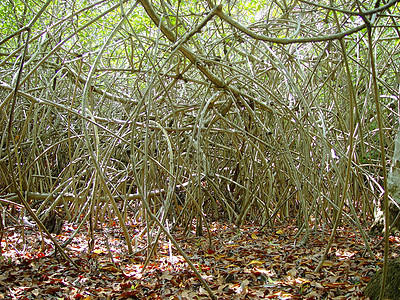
[1,0,399,263]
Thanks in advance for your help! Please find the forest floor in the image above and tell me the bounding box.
[1,216,399,299]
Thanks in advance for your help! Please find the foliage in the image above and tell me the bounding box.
[1,0,400,297]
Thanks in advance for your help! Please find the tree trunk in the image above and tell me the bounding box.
[387,129,400,231]
[370,127,400,235]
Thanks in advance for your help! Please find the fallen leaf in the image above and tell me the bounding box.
[247,260,265,266]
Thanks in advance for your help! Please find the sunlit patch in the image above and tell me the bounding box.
[335,249,356,260]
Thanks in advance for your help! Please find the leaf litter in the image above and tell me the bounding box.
[1,219,399,299]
